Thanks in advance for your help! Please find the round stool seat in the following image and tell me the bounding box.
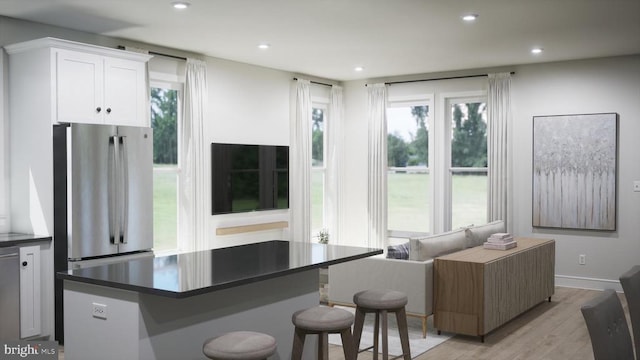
[203,331,276,360]
[292,306,354,331]
[353,289,408,310]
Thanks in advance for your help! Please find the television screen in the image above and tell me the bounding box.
[211,143,289,215]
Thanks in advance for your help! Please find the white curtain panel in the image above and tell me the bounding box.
[326,86,344,244]
[290,79,312,242]
[367,84,388,249]
[487,72,512,229]
[180,58,208,251]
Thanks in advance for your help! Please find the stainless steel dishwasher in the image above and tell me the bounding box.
[0,246,20,339]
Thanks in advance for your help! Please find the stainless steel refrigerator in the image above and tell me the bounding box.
[53,123,154,342]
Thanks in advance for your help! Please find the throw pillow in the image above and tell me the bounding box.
[386,242,410,260]
[464,220,506,248]
[409,229,466,261]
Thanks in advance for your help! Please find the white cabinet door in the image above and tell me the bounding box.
[104,57,147,126]
[20,245,41,338]
[55,49,148,126]
[56,50,104,124]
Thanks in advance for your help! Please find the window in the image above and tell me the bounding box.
[150,83,182,252]
[386,104,431,234]
[448,99,487,229]
[386,92,487,236]
[311,106,326,234]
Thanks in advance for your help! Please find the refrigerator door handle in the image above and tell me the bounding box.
[119,136,129,244]
[108,136,118,244]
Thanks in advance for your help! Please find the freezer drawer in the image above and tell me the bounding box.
[0,247,19,339]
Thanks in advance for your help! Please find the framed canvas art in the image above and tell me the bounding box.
[532,113,618,230]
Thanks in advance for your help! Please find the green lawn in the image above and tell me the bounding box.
[153,170,487,251]
[311,172,487,234]
[153,168,177,252]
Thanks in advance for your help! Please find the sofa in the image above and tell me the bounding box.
[328,220,505,338]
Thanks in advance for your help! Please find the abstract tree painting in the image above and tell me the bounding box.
[533,113,617,230]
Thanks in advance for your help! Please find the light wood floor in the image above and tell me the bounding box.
[329,286,630,360]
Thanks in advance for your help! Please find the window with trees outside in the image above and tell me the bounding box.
[448,99,488,229]
[386,95,488,237]
[151,84,181,252]
[387,104,431,235]
[311,106,325,235]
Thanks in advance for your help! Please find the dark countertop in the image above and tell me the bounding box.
[0,233,52,247]
[58,240,382,298]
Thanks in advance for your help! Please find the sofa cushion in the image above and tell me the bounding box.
[386,242,410,260]
[465,220,505,248]
[409,229,466,261]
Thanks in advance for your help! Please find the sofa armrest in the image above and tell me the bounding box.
[328,255,433,317]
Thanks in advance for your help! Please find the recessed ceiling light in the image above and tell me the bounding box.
[172,2,190,9]
[462,14,478,22]
[258,43,270,50]
[354,66,364,72]
[531,47,544,54]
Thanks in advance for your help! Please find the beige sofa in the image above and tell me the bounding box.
[328,220,505,338]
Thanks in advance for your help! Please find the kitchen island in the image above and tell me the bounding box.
[58,240,381,360]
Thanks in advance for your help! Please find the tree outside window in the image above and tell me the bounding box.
[151,86,180,252]
[387,105,430,234]
[450,101,488,229]
[311,106,325,233]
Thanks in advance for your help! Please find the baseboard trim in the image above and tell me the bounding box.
[555,274,622,292]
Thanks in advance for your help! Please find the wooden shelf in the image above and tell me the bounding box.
[215,221,289,236]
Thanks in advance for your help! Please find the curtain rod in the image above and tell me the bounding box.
[292,77,333,87]
[117,45,187,61]
[366,71,516,86]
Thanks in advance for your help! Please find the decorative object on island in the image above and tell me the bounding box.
[483,232,516,250]
[532,113,617,231]
[318,229,329,244]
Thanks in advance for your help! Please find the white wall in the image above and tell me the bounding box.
[204,56,292,247]
[511,55,640,290]
[341,55,640,290]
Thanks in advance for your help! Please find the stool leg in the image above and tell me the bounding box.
[381,310,388,360]
[395,307,412,360]
[319,332,328,360]
[292,327,306,360]
[353,307,366,353]
[373,311,380,360]
[340,328,357,360]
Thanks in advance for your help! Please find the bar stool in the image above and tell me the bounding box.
[203,331,277,360]
[353,289,411,360]
[291,305,356,360]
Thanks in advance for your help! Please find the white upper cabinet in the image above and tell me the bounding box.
[6,38,151,127]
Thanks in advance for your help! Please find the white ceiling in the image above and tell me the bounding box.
[1,0,639,81]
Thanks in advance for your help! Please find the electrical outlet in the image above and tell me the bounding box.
[634,181,640,192]
[92,303,107,319]
[579,254,586,265]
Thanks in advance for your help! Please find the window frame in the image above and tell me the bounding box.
[385,91,489,237]
[311,99,329,236]
[386,97,434,237]
[441,92,487,231]
[149,79,184,254]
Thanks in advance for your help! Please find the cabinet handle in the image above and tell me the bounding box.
[22,261,28,267]
[106,108,112,114]
[96,107,102,113]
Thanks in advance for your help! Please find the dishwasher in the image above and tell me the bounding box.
[0,246,20,339]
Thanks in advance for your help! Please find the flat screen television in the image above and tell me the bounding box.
[211,143,289,215]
